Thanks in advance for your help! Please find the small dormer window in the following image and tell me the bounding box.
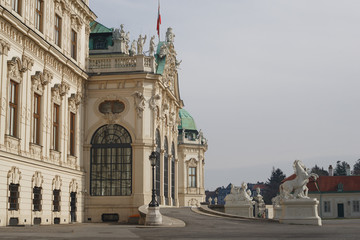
[337,182,344,192]
[94,37,107,50]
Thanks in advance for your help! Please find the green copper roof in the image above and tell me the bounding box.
[178,109,197,131]
[155,41,166,74]
[90,21,113,34]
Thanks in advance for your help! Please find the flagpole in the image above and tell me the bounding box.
[157,0,161,42]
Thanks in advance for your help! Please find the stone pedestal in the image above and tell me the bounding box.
[273,205,282,220]
[279,198,322,226]
[145,206,162,226]
[224,204,253,218]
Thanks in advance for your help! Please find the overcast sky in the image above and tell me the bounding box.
[89,0,360,190]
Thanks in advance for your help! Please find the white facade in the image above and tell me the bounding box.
[309,193,360,219]
[0,0,95,226]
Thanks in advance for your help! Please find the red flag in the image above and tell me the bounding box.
[157,0,161,36]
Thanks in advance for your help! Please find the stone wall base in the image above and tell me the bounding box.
[279,198,322,226]
[224,205,253,218]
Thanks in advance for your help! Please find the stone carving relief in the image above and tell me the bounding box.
[132,91,146,118]
[52,175,62,190]
[69,179,78,193]
[7,57,25,83]
[50,149,61,164]
[32,171,44,188]
[43,69,53,85]
[68,92,82,113]
[188,198,199,207]
[225,182,254,206]
[0,38,10,55]
[71,14,83,31]
[8,166,21,184]
[31,70,51,95]
[22,55,34,72]
[149,94,161,111]
[30,143,43,160]
[52,82,69,104]
[5,136,20,154]
[186,158,198,167]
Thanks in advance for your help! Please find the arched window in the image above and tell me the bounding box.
[90,124,132,196]
[155,129,161,204]
[171,142,175,205]
[164,137,169,205]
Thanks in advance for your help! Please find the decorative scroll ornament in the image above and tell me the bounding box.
[71,14,83,31]
[132,91,146,118]
[8,166,21,184]
[0,38,10,55]
[32,171,44,188]
[149,94,161,111]
[52,82,69,104]
[31,70,51,94]
[52,175,62,190]
[7,57,25,82]
[69,179,78,193]
[68,92,82,113]
[22,55,34,71]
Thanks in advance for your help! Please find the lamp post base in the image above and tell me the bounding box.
[145,206,163,226]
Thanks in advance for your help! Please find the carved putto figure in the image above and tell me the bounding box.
[137,34,147,55]
[149,35,156,56]
[279,160,318,199]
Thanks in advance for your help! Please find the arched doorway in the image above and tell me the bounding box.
[90,124,132,196]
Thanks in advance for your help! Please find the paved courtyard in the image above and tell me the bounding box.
[0,208,359,239]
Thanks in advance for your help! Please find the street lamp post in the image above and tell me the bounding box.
[145,151,162,225]
[149,151,158,207]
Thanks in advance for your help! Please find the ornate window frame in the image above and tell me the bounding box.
[7,167,22,212]
[32,171,43,212]
[7,57,23,138]
[52,175,62,213]
[186,158,198,188]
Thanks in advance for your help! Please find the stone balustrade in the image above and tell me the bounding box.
[88,55,155,73]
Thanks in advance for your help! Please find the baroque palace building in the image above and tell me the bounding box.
[0,0,207,226]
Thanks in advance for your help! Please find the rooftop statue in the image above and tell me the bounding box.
[137,34,147,55]
[166,27,175,44]
[129,40,136,56]
[149,36,156,56]
[111,24,128,53]
[279,160,318,199]
[124,32,130,55]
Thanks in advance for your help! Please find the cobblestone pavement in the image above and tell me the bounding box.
[0,208,359,239]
